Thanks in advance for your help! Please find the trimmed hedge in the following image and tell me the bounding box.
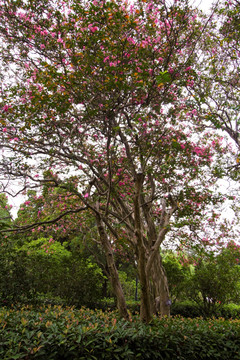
[171,302,240,319]
[171,302,203,318]
[98,300,240,319]
[0,306,240,360]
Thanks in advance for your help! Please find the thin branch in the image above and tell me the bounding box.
[0,207,87,233]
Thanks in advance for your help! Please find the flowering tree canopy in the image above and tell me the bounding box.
[0,0,239,322]
[192,1,240,157]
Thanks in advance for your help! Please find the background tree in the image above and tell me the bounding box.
[190,0,240,162]
[186,242,240,317]
[0,195,32,305]
[0,194,12,229]
[162,251,191,304]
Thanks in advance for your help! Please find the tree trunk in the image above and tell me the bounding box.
[151,252,171,317]
[95,214,129,321]
[138,252,152,322]
[135,275,138,301]
[134,173,152,323]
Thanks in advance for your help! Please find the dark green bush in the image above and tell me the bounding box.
[97,298,140,314]
[171,302,240,319]
[171,302,202,318]
[0,306,240,360]
[0,237,105,308]
[162,251,191,303]
[216,304,240,319]
[0,242,35,306]
[186,245,240,317]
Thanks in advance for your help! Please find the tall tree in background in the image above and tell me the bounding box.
[0,0,238,322]
[192,0,240,155]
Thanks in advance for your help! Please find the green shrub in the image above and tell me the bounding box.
[0,237,106,308]
[171,301,202,318]
[217,304,240,319]
[171,301,240,319]
[186,244,240,317]
[97,298,140,314]
[118,270,139,301]
[58,256,106,308]
[162,251,191,303]
[0,242,35,306]
[0,306,240,360]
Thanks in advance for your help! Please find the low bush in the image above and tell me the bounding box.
[217,304,240,319]
[171,301,240,319]
[0,306,240,360]
[171,302,202,318]
[97,298,140,314]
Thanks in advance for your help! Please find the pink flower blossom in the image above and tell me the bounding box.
[90,26,98,33]
[193,146,204,155]
[2,105,10,112]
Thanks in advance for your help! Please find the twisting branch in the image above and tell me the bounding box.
[0,207,87,233]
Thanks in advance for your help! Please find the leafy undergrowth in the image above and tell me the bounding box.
[0,306,240,359]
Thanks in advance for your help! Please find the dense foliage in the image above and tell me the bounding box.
[0,306,240,360]
[1,223,239,318]
[0,234,106,308]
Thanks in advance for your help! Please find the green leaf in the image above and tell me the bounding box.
[156,71,171,85]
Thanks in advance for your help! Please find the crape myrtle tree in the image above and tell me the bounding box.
[0,0,235,322]
[187,0,240,224]
[190,0,240,162]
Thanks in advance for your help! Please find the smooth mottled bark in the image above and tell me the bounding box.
[134,173,152,323]
[95,213,129,321]
[151,252,171,317]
